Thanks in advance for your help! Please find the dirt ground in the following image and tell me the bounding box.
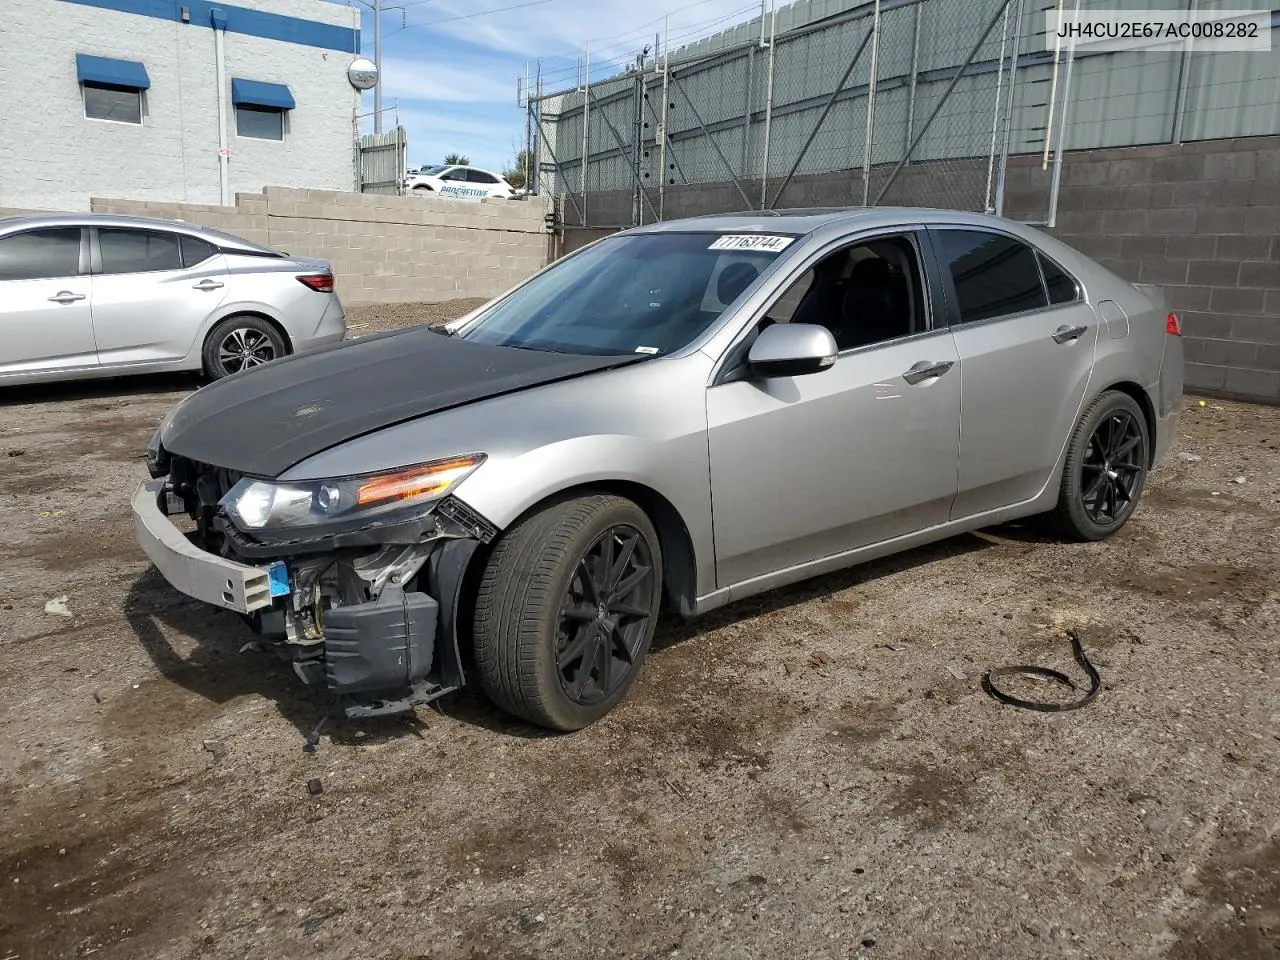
[1,302,1277,960]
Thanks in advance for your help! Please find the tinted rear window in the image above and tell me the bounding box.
[99,228,182,274]
[934,229,1048,324]
[1040,253,1080,304]
[180,235,218,267]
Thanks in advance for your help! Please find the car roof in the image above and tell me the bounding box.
[625,206,1037,238]
[0,212,279,254]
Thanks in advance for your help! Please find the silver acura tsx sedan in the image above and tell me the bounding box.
[0,214,346,385]
[133,207,1184,730]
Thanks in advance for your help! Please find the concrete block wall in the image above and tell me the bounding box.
[88,188,551,303]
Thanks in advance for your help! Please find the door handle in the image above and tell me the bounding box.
[192,279,225,291]
[1052,324,1088,344]
[47,291,86,304]
[902,360,955,385]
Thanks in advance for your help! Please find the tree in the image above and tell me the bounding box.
[504,148,534,190]
[444,152,470,165]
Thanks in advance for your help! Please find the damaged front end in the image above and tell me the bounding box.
[136,442,497,718]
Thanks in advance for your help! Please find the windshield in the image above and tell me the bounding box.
[418,165,449,175]
[456,231,794,356]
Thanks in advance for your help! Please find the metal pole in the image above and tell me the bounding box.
[1043,0,1064,169]
[213,20,231,205]
[904,2,921,165]
[994,0,1025,217]
[759,0,777,209]
[741,45,754,184]
[581,43,590,226]
[875,0,1013,205]
[373,0,382,133]
[671,73,754,209]
[633,51,644,226]
[1170,0,1196,143]
[659,14,670,220]
[524,62,532,193]
[769,22,875,209]
[1047,0,1080,228]
[984,0,1011,213]
[862,0,880,206]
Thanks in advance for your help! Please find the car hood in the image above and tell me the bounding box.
[159,327,643,478]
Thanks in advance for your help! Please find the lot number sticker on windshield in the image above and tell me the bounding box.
[708,234,795,252]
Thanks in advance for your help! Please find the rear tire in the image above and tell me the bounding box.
[472,494,663,731]
[1052,390,1149,541]
[202,315,286,380]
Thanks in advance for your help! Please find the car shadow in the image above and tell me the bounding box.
[0,372,202,407]
[124,527,1016,744]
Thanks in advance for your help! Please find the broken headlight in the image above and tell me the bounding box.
[220,455,485,531]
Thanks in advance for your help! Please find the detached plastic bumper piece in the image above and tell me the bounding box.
[323,587,438,714]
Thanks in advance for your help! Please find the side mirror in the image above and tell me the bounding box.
[747,323,838,378]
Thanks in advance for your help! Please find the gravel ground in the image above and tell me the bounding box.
[345,299,489,336]
[1,310,1277,960]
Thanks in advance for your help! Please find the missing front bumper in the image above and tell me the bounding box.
[132,479,481,717]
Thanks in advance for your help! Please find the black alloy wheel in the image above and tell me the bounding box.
[472,493,664,731]
[555,525,655,706]
[1052,389,1149,541]
[1080,409,1143,525]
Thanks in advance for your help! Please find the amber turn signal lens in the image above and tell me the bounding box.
[354,456,482,506]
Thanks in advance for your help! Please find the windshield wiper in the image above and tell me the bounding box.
[427,323,456,337]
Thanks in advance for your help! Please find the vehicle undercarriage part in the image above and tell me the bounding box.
[981,629,1101,711]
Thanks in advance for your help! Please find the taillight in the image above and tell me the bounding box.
[297,273,334,293]
[1166,312,1181,336]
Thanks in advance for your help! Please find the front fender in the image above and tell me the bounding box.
[452,432,716,598]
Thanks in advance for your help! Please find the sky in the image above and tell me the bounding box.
[342,0,767,173]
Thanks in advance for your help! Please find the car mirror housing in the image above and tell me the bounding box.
[747,323,838,378]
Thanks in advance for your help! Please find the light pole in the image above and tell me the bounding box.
[351,0,404,134]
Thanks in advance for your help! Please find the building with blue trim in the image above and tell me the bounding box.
[1,0,365,210]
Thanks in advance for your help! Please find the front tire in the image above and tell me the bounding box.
[202,315,286,380]
[472,494,663,731]
[1053,390,1149,541]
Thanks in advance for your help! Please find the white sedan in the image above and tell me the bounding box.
[405,165,517,200]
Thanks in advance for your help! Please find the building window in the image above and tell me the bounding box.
[236,105,285,141]
[84,84,142,124]
[230,78,295,142]
[76,54,149,125]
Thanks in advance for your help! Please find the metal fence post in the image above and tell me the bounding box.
[984,0,1011,213]
[659,18,671,220]
[994,0,1025,217]
[904,2,921,165]
[1171,0,1197,143]
[759,0,777,210]
[1046,0,1081,229]
[581,43,590,226]
[862,0,880,206]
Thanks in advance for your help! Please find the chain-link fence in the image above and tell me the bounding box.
[527,0,1277,236]
[528,0,1050,232]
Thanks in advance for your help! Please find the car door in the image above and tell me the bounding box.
[705,230,962,588]
[929,227,1098,519]
[89,227,230,366]
[0,226,97,376]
